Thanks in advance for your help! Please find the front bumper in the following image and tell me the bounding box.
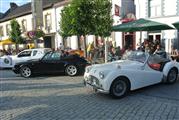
[83,75,109,94]
[12,67,20,74]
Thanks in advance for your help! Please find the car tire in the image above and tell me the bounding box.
[110,78,130,98]
[20,66,32,78]
[166,68,178,84]
[65,65,78,76]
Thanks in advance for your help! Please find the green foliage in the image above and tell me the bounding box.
[9,19,24,44]
[59,0,113,37]
[91,0,113,37]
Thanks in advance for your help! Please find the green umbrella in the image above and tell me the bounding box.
[112,18,173,32]
[172,21,179,29]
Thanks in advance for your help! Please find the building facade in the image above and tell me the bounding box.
[0,0,68,50]
[134,0,179,52]
[0,0,135,51]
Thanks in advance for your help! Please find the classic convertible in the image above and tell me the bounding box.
[84,51,179,98]
[13,51,90,77]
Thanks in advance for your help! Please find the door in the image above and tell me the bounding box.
[15,50,32,63]
[35,52,65,73]
[131,65,163,89]
[44,36,52,48]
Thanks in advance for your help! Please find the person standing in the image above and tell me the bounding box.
[171,46,179,61]
[59,43,64,50]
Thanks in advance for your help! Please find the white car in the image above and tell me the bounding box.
[84,51,179,98]
[0,48,51,68]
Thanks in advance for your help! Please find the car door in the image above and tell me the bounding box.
[35,52,65,73]
[15,50,32,63]
[49,52,65,72]
[133,56,163,88]
[129,63,163,89]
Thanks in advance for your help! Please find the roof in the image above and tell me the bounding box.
[0,0,64,23]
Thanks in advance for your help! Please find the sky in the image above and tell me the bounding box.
[0,0,31,13]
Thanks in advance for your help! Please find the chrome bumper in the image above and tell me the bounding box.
[84,80,109,94]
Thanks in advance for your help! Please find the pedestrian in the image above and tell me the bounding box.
[87,42,94,61]
[153,44,166,58]
[59,43,64,50]
[171,46,179,61]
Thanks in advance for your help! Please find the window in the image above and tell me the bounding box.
[149,0,161,17]
[6,24,11,36]
[42,52,61,61]
[0,26,4,37]
[18,51,32,57]
[163,0,177,16]
[32,50,38,56]
[45,13,52,31]
[51,52,61,60]
[21,19,27,32]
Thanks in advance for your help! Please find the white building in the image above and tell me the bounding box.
[134,0,179,52]
[0,0,135,51]
[0,0,68,50]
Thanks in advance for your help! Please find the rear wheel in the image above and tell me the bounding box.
[166,68,178,84]
[20,66,32,78]
[110,78,130,98]
[65,65,78,76]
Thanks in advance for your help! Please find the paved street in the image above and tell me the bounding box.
[0,70,179,120]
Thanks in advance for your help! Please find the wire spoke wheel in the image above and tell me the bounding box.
[167,69,177,84]
[110,78,129,98]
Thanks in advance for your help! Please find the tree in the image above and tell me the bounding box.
[59,0,113,58]
[9,19,24,50]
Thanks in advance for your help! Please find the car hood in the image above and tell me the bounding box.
[90,60,144,70]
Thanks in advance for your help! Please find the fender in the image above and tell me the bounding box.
[162,61,179,81]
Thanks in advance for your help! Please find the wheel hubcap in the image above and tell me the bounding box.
[21,67,31,77]
[67,65,77,76]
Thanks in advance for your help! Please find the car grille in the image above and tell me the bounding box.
[86,75,100,87]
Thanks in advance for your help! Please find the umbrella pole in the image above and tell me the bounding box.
[140,31,142,44]
[105,37,109,63]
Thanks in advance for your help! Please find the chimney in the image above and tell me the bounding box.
[10,2,18,10]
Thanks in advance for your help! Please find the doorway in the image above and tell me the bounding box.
[122,32,135,49]
[44,36,52,48]
[148,33,161,44]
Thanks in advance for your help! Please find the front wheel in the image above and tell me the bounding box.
[65,65,78,76]
[20,66,32,78]
[166,68,178,84]
[110,78,130,98]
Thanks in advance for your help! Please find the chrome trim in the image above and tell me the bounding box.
[84,81,109,94]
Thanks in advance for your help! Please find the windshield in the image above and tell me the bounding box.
[122,51,148,63]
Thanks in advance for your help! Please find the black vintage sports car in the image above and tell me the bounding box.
[12,51,90,78]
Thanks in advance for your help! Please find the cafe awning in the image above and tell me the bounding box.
[112,18,173,32]
[172,21,179,29]
[0,39,14,45]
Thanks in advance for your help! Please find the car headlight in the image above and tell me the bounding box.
[99,71,105,79]
[85,66,92,73]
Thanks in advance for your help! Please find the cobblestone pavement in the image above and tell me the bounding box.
[0,70,179,120]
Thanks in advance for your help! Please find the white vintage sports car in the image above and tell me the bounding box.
[0,48,51,68]
[84,51,179,98]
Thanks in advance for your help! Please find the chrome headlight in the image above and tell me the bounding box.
[99,71,105,79]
